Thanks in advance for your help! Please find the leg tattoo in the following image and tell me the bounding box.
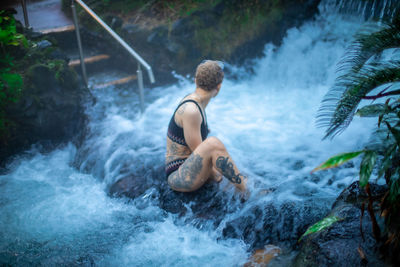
[169,154,203,190]
[216,156,244,184]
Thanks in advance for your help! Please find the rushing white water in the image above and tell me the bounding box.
[0,1,388,265]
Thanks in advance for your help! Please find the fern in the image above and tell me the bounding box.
[317,16,400,139]
[318,61,400,138]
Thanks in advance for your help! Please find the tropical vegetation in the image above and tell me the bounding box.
[309,12,400,263]
[0,10,27,142]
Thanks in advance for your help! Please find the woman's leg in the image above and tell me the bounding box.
[168,137,247,192]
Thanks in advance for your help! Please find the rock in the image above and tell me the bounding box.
[121,23,142,35]
[293,182,387,267]
[332,181,387,209]
[244,245,281,267]
[146,26,169,46]
[83,0,323,86]
[222,200,330,250]
[36,40,52,49]
[104,15,123,30]
[109,165,165,199]
[1,59,90,165]
[171,18,193,37]
[159,181,236,225]
[108,163,236,225]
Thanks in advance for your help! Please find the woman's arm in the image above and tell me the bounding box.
[181,103,203,152]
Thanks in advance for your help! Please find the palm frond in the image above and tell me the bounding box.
[317,61,400,139]
[337,19,400,75]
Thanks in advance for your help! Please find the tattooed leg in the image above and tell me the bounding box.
[167,136,247,192]
[168,153,208,192]
[209,167,223,183]
[216,156,245,185]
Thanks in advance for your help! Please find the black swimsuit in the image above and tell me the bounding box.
[165,99,208,178]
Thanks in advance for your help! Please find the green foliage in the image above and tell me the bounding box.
[317,16,400,139]
[299,216,342,241]
[356,103,388,117]
[0,11,27,139]
[0,11,27,47]
[313,14,400,258]
[359,150,377,187]
[312,151,364,172]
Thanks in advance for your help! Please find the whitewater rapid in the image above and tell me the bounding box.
[0,1,380,266]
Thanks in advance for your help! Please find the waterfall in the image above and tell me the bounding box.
[0,0,395,266]
[324,0,399,21]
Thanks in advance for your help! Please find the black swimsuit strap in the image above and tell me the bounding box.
[174,99,205,124]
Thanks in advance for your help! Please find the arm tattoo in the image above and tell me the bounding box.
[170,154,203,190]
[216,156,243,184]
[177,103,187,115]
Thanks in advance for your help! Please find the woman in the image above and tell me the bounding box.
[165,60,248,193]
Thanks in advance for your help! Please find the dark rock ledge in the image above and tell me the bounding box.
[0,34,91,167]
[293,182,388,267]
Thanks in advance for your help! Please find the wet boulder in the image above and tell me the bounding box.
[222,200,330,250]
[293,182,387,267]
[1,57,90,165]
[158,182,236,224]
[109,165,165,199]
[109,166,238,226]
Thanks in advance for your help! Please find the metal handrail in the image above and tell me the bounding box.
[73,0,155,83]
[71,0,155,112]
[19,0,155,112]
[21,0,30,28]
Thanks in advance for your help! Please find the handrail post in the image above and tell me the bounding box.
[74,0,155,85]
[21,0,30,28]
[71,0,88,88]
[137,62,145,113]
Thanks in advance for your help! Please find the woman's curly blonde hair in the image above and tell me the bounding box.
[195,60,224,91]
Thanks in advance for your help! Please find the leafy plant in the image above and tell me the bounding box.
[312,12,400,263]
[299,215,342,241]
[0,11,27,140]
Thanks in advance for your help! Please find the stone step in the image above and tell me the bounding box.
[92,75,137,89]
[39,24,75,34]
[13,0,73,32]
[68,54,111,67]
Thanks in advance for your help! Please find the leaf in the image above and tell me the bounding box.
[378,114,384,127]
[299,215,341,241]
[378,145,397,178]
[389,170,400,203]
[0,73,23,93]
[385,122,400,145]
[312,151,364,172]
[8,41,20,46]
[356,104,387,117]
[359,151,377,187]
[378,99,390,128]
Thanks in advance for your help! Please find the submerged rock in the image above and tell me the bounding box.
[293,182,387,267]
